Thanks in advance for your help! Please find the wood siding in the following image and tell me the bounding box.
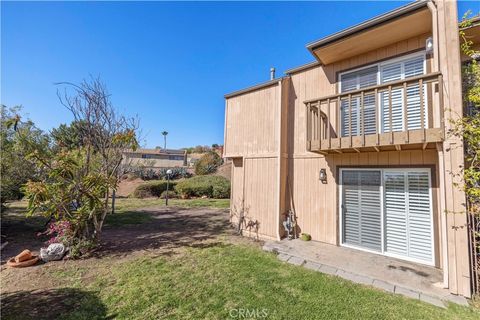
[224,83,280,157]
[230,158,244,226]
[223,0,471,297]
[243,157,278,239]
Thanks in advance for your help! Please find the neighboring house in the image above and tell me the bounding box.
[224,0,477,298]
[123,148,187,170]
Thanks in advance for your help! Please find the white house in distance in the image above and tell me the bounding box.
[122,148,187,170]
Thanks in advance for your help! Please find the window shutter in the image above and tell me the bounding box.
[340,67,378,137]
[381,62,404,132]
[380,56,426,132]
[342,171,361,246]
[384,172,408,256]
[406,172,432,262]
[384,171,432,263]
[342,170,382,252]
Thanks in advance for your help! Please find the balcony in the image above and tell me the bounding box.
[305,72,444,154]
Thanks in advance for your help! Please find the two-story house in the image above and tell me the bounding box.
[224,0,475,299]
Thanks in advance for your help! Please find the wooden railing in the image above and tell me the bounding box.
[305,72,444,153]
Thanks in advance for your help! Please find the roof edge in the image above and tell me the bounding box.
[284,61,321,75]
[224,78,282,99]
[306,0,429,53]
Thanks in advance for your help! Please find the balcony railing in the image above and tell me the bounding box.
[305,72,444,153]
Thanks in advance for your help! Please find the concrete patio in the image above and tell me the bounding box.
[263,239,468,308]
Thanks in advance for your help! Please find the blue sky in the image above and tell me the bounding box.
[2,1,478,149]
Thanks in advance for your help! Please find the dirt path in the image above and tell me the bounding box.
[1,206,253,295]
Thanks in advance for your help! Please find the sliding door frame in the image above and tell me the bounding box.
[339,167,435,266]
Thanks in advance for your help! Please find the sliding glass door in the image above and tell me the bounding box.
[341,168,433,265]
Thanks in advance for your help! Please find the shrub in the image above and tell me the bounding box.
[160,190,178,199]
[175,175,230,199]
[300,233,311,241]
[132,180,177,198]
[194,151,223,175]
[158,167,192,180]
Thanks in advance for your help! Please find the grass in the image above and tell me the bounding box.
[3,198,230,228]
[3,243,479,320]
[3,199,479,319]
[114,197,230,211]
[103,198,230,227]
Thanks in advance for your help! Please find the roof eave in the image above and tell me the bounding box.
[306,0,429,58]
[224,78,283,99]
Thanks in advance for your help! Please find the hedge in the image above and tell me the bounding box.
[175,175,230,199]
[132,180,177,198]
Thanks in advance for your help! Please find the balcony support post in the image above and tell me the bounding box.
[375,88,379,146]
[361,92,365,146]
[327,98,331,149]
[306,103,311,151]
[388,86,393,144]
[348,94,352,147]
[420,79,425,142]
[403,82,409,143]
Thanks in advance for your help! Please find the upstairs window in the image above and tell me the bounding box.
[339,53,426,137]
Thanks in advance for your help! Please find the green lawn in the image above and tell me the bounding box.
[114,197,230,211]
[2,199,479,319]
[3,243,478,320]
[3,198,230,227]
[103,198,230,226]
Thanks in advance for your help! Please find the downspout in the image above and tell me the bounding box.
[428,0,448,289]
[275,78,283,241]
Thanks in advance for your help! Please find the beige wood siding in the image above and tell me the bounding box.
[223,1,471,296]
[243,157,278,239]
[436,0,471,297]
[230,158,244,226]
[224,84,280,157]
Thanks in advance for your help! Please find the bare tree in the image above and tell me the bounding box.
[56,77,139,238]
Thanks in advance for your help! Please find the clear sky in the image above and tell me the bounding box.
[2,1,478,149]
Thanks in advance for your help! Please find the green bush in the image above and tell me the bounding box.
[194,151,223,175]
[132,180,177,198]
[175,175,230,199]
[300,233,311,241]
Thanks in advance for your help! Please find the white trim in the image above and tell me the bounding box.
[339,167,435,267]
[338,51,426,88]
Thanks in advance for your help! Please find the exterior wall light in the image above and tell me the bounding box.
[426,37,434,54]
[319,169,327,183]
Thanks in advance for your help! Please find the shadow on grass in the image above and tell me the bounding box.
[103,210,153,227]
[96,208,232,257]
[1,204,48,264]
[1,288,112,320]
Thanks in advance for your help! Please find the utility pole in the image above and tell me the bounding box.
[161,131,168,150]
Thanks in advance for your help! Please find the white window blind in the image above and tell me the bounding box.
[340,67,378,137]
[384,171,432,263]
[380,56,426,132]
[342,170,382,252]
[339,54,427,137]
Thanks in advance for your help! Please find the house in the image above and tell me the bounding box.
[122,148,187,170]
[224,0,477,299]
